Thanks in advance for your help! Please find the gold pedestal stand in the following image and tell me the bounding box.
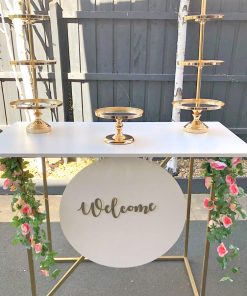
[95,107,143,144]
[8,0,62,134]
[10,99,62,134]
[172,0,224,133]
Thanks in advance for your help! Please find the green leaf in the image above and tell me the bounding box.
[220,276,233,283]
[51,269,61,279]
[232,267,240,274]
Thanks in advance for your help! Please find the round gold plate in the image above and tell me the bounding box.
[95,107,143,120]
[184,14,224,22]
[172,98,224,111]
[8,14,49,23]
[10,99,63,110]
[178,60,224,67]
[10,60,56,66]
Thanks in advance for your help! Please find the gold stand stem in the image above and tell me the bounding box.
[27,247,37,296]
[114,117,125,142]
[42,157,52,252]
[26,0,38,100]
[196,0,207,104]
[47,256,85,296]
[200,185,214,296]
[184,157,194,257]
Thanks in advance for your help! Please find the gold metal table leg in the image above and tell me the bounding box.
[184,157,194,257]
[160,157,172,168]
[27,247,37,296]
[200,186,215,296]
[47,256,85,296]
[42,157,52,252]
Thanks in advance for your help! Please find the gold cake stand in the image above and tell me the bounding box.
[8,0,62,134]
[10,99,62,134]
[172,0,225,134]
[172,98,224,133]
[95,107,143,144]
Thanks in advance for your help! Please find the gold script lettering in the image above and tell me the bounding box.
[77,198,156,219]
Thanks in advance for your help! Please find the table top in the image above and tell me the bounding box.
[0,122,246,157]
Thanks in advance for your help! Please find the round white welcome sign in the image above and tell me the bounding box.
[60,158,186,268]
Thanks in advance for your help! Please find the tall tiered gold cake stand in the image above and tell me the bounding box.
[172,0,225,133]
[8,0,62,134]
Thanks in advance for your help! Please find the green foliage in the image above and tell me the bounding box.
[0,157,59,278]
[202,157,246,282]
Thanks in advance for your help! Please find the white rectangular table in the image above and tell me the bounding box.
[0,122,246,157]
[0,121,246,296]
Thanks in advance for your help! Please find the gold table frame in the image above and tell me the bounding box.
[25,157,213,296]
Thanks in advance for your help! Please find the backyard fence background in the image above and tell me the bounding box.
[0,0,247,140]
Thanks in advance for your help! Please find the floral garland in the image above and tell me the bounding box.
[0,157,59,278]
[202,157,246,282]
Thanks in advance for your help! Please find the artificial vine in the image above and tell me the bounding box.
[0,157,59,278]
[202,157,246,282]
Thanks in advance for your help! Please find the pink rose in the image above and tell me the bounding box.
[21,223,30,236]
[217,242,228,257]
[203,198,214,210]
[222,216,233,228]
[229,183,239,196]
[231,157,241,167]
[22,204,32,215]
[205,176,212,189]
[0,164,6,171]
[40,269,49,277]
[229,203,237,212]
[3,178,12,190]
[34,243,42,254]
[225,175,235,186]
[210,161,227,171]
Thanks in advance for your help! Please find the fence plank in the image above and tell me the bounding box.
[130,0,149,121]
[2,81,21,124]
[113,0,131,107]
[79,0,97,121]
[49,1,66,121]
[0,82,7,125]
[96,0,114,110]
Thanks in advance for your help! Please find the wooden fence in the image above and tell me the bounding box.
[0,0,247,140]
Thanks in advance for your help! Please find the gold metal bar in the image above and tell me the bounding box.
[196,0,207,103]
[201,0,207,15]
[184,157,194,258]
[155,255,184,261]
[26,0,38,100]
[184,257,199,296]
[42,157,52,252]
[200,185,214,296]
[160,157,172,168]
[54,255,185,264]
[47,256,85,296]
[27,247,37,296]
[54,257,81,263]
